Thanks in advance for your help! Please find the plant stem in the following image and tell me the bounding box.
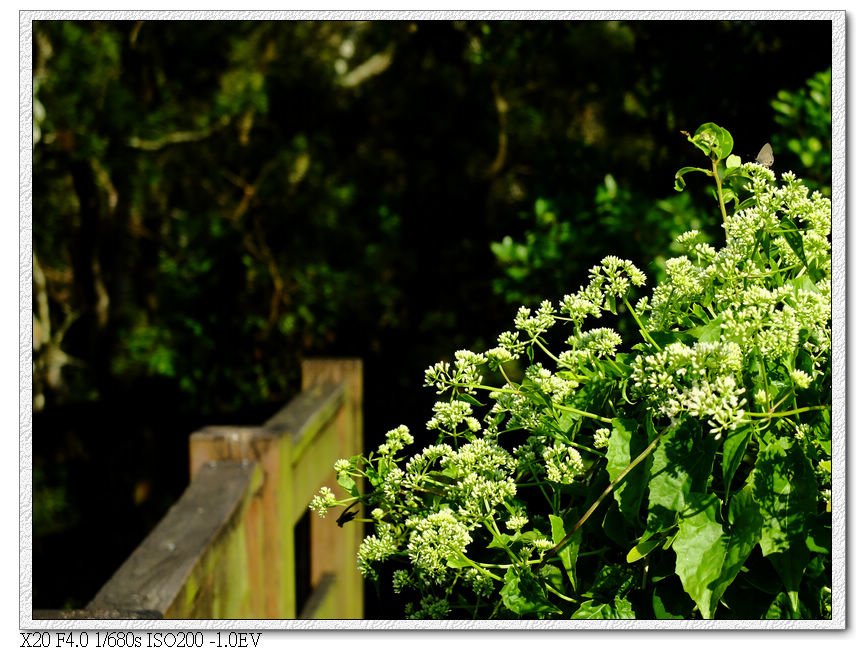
[745,404,828,419]
[553,402,614,424]
[624,298,660,352]
[712,158,728,226]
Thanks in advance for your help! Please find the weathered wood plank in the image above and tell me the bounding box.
[32,609,162,620]
[87,462,261,616]
[50,359,365,620]
[266,380,344,448]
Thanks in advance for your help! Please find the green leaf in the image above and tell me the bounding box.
[692,122,735,159]
[687,318,721,343]
[778,216,809,269]
[672,490,762,619]
[646,418,716,532]
[764,591,797,620]
[446,554,474,569]
[500,566,560,616]
[336,471,359,497]
[455,392,485,408]
[753,435,819,601]
[549,514,579,590]
[721,424,753,502]
[674,166,712,192]
[602,500,630,547]
[606,418,652,525]
[571,596,635,619]
[626,536,662,563]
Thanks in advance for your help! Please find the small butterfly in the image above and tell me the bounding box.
[756,143,774,168]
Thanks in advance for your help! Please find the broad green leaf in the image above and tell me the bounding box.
[686,317,722,343]
[753,435,819,600]
[626,536,661,563]
[500,566,560,616]
[602,500,629,547]
[693,122,734,159]
[646,421,690,531]
[647,418,716,532]
[446,554,473,569]
[672,493,724,618]
[549,514,579,590]
[606,418,652,525]
[571,596,635,619]
[672,490,762,619]
[539,563,567,597]
[336,471,359,497]
[721,424,753,502]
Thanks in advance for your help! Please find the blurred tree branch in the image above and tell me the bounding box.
[127,115,231,150]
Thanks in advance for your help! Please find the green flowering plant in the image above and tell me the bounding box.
[311,123,832,620]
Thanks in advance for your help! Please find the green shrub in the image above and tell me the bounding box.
[313,123,832,620]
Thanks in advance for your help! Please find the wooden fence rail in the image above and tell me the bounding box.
[33,359,364,621]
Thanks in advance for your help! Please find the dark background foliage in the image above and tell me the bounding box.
[30,18,831,613]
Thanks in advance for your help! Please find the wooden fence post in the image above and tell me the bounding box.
[186,358,363,619]
[298,359,364,618]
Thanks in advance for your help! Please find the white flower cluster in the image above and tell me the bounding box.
[484,345,517,371]
[377,424,415,456]
[406,594,451,619]
[489,389,542,431]
[593,427,611,449]
[715,273,829,369]
[587,255,647,306]
[392,569,412,594]
[505,512,528,531]
[461,567,495,598]
[560,289,603,327]
[496,330,526,357]
[308,486,337,518]
[404,443,455,478]
[674,230,718,264]
[524,363,580,403]
[440,437,518,520]
[680,375,748,437]
[631,341,746,435]
[542,441,585,484]
[514,300,556,338]
[426,400,481,433]
[423,350,486,395]
[357,524,399,580]
[561,327,622,366]
[531,537,556,552]
[405,510,473,585]
[663,256,704,300]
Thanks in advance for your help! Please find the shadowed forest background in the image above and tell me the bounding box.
[31,19,831,615]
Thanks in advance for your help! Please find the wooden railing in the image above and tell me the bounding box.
[33,359,364,620]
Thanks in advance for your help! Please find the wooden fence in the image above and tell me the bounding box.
[33,359,364,620]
